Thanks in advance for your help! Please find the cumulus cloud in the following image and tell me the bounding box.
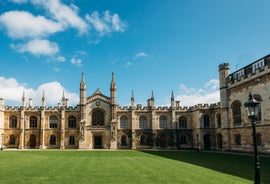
[55,56,66,62]
[135,52,149,58]
[70,57,82,66]
[11,39,59,56]
[1,0,127,58]
[86,10,127,36]
[0,76,79,106]
[175,79,220,107]
[32,0,89,34]
[0,11,63,39]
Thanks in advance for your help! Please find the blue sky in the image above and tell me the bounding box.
[1,0,270,107]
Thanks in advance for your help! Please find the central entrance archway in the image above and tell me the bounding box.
[94,135,102,149]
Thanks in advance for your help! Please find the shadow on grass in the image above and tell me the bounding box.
[140,150,270,184]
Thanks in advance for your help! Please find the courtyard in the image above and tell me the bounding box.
[0,150,269,184]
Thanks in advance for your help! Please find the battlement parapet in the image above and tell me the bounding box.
[180,106,189,111]
[156,106,169,110]
[119,106,130,110]
[228,54,270,87]
[65,106,78,111]
[46,106,61,111]
[25,106,40,111]
[189,102,220,110]
[4,106,20,111]
[219,63,230,70]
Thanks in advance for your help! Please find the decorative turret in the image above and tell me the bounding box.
[80,72,86,89]
[29,98,33,107]
[62,91,66,107]
[110,72,117,105]
[79,72,87,143]
[80,72,86,106]
[171,90,175,108]
[21,91,26,108]
[148,90,155,108]
[41,90,45,108]
[131,90,134,108]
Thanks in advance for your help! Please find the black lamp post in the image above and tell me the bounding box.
[244,93,261,184]
[1,133,4,151]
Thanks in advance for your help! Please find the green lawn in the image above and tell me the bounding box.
[0,150,269,184]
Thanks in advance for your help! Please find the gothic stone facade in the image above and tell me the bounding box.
[1,55,270,153]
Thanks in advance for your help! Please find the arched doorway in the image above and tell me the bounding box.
[94,135,102,149]
[29,134,36,148]
[217,133,222,149]
[204,134,211,150]
[160,135,167,148]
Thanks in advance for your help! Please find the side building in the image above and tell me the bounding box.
[0,55,270,153]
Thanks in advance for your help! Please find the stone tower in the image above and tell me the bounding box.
[218,63,230,150]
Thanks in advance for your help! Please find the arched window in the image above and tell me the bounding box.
[121,135,127,146]
[203,114,210,128]
[68,116,76,128]
[92,109,105,126]
[29,116,37,128]
[50,135,56,145]
[69,135,75,145]
[9,116,17,128]
[139,116,147,129]
[232,101,241,125]
[120,116,128,129]
[159,115,167,129]
[179,116,187,128]
[9,135,15,145]
[50,116,58,128]
[217,133,222,149]
[216,113,221,128]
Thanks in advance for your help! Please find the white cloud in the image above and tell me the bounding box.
[86,10,127,36]
[55,56,66,62]
[0,11,63,39]
[32,0,88,34]
[70,57,82,66]
[8,0,28,3]
[135,52,149,58]
[111,13,126,32]
[11,39,59,56]
[125,62,132,67]
[175,79,220,106]
[86,12,110,35]
[0,76,79,106]
[54,68,60,72]
[0,77,33,103]
[34,82,79,105]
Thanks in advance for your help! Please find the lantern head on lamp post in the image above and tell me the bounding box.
[244,93,261,184]
[244,93,260,121]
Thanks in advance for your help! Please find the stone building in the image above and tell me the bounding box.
[0,55,270,153]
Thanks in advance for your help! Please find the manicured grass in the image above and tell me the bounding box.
[0,150,269,184]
